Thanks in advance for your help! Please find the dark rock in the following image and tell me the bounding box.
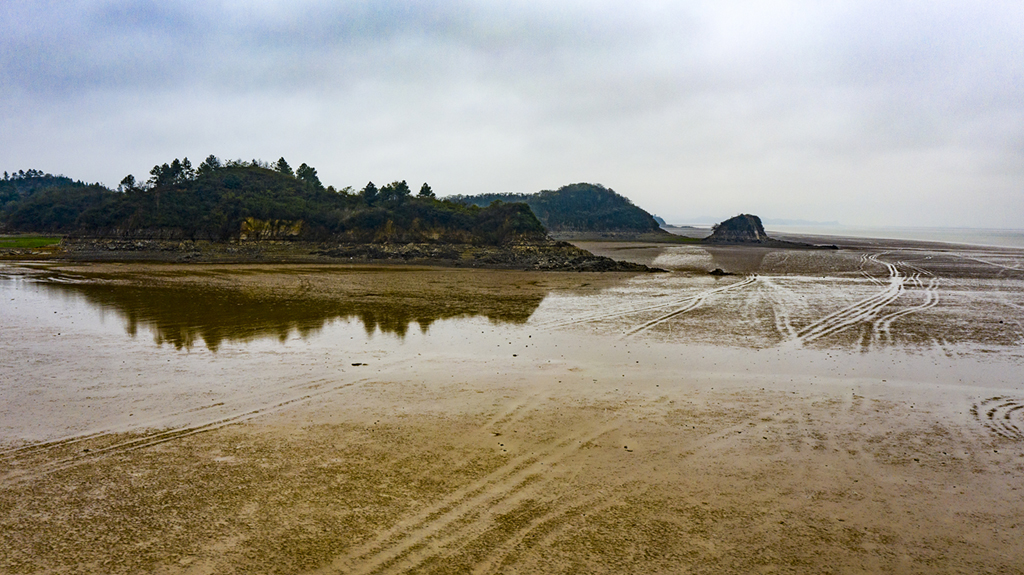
[702,214,840,250]
[704,214,770,244]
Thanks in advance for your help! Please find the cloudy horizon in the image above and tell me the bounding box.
[3,1,1022,228]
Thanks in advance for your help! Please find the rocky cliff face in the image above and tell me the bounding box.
[703,214,771,244]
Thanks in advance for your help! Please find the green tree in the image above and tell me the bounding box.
[296,163,323,190]
[418,182,435,198]
[147,158,196,187]
[181,157,195,181]
[361,181,378,205]
[378,180,411,206]
[197,155,221,177]
[169,159,183,182]
[275,157,294,177]
[118,174,137,193]
[148,163,170,187]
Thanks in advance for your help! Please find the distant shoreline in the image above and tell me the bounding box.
[666,224,1024,250]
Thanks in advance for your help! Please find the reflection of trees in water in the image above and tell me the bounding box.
[40,283,544,351]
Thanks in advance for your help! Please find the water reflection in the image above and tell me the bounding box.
[33,271,548,351]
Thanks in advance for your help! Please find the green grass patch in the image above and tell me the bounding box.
[0,236,62,248]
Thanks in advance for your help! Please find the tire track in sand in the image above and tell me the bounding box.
[758,276,801,341]
[857,251,885,286]
[310,420,621,575]
[871,276,940,346]
[470,408,781,573]
[1,348,417,477]
[372,479,621,575]
[532,297,689,331]
[787,254,904,346]
[0,374,331,462]
[468,488,628,575]
[623,275,758,337]
[958,255,1024,274]
[0,377,368,487]
[534,276,758,333]
[971,397,1024,441]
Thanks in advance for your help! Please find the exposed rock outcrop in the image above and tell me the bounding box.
[702,214,838,250]
[704,214,771,244]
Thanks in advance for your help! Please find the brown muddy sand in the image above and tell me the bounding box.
[1,253,1023,574]
[3,382,1023,574]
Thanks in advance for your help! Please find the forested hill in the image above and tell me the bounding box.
[0,157,546,245]
[449,183,664,233]
[0,170,111,232]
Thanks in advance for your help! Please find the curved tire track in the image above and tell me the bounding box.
[788,254,904,346]
[872,276,940,346]
[972,397,1024,441]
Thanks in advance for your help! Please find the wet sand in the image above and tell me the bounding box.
[1,240,1023,574]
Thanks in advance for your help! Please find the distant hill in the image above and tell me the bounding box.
[1,158,547,246]
[449,183,664,234]
[0,170,110,233]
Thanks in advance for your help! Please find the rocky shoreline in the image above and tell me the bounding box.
[52,238,662,272]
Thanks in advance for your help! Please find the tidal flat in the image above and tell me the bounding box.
[2,239,1023,574]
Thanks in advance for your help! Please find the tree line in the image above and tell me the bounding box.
[0,157,544,245]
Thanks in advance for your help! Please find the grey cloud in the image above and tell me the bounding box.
[3,0,651,95]
[2,0,214,94]
[2,1,1022,227]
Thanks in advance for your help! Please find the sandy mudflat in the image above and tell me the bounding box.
[1,242,1023,574]
[3,372,1023,574]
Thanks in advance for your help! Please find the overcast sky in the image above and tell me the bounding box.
[2,1,1022,227]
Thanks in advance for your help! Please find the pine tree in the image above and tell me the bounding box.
[275,157,294,176]
[197,155,221,177]
[362,181,378,205]
[118,174,136,193]
[296,163,323,190]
